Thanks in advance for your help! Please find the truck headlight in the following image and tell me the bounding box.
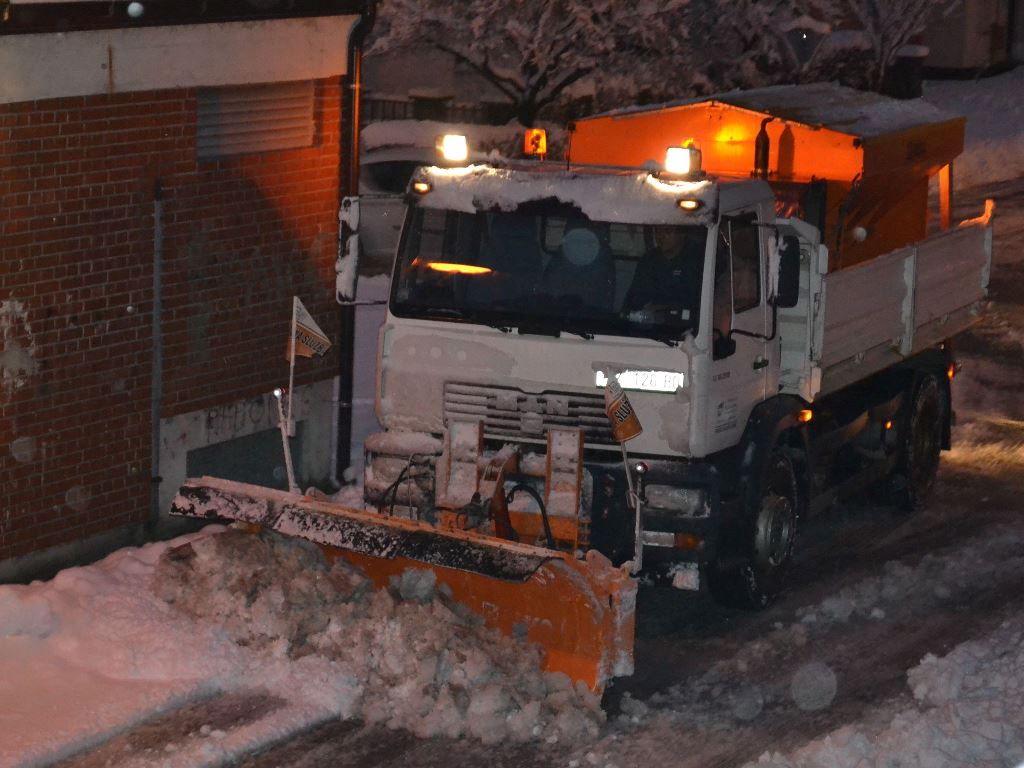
[644,485,708,517]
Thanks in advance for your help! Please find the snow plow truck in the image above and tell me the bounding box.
[172,84,993,694]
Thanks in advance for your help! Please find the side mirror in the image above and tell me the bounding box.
[776,234,801,309]
[336,196,360,303]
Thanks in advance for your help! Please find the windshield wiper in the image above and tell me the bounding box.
[422,308,467,320]
[644,334,681,347]
[564,329,595,340]
[517,323,594,341]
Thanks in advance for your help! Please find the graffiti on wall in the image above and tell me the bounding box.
[0,299,38,398]
[204,394,274,439]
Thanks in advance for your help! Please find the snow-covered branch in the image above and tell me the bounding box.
[370,0,690,126]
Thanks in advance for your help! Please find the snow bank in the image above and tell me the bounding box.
[793,529,1024,629]
[923,67,1024,190]
[595,524,1024,750]
[0,528,602,766]
[156,530,603,745]
[748,616,1024,768]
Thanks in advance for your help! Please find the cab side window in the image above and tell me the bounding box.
[712,227,732,340]
[730,216,761,313]
[712,214,762,359]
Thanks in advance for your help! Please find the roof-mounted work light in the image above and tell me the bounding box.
[437,134,469,164]
[664,145,702,177]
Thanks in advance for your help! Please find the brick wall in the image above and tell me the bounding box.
[0,77,344,563]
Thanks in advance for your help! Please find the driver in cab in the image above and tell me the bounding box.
[624,225,704,327]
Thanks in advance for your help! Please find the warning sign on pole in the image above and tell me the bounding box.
[604,375,643,442]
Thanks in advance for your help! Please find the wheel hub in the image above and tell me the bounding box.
[754,493,794,569]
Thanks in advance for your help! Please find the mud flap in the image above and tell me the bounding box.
[171,477,636,692]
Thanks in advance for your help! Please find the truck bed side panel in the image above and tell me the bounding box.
[818,249,910,371]
[813,218,991,398]
[912,224,991,351]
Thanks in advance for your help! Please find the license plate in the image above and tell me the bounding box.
[595,369,684,392]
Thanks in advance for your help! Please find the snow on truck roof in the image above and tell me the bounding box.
[415,163,736,225]
[583,83,963,139]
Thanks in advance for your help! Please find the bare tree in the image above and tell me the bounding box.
[680,0,839,91]
[369,0,689,126]
[370,0,958,128]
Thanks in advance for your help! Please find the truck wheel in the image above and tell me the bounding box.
[891,375,943,512]
[710,447,800,610]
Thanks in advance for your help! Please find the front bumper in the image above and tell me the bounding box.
[634,459,723,567]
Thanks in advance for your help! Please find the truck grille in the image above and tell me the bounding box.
[443,382,615,446]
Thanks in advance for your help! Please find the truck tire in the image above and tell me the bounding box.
[709,446,800,610]
[890,374,943,512]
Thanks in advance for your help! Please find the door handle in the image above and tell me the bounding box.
[752,357,769,370]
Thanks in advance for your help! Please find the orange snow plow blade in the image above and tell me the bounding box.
[171,476,636,693]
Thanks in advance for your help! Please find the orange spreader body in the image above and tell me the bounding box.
[571,84,965,270]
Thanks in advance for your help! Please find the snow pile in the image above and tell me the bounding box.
[747,617,1024,768]
[0,528,247,767]
[603,526,1024,740]
[0,528,602,766]
[923,67,1024,190]
[794,530,1024,627]
[155,529,604,745]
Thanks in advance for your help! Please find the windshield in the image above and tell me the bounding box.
[390,204,708,341]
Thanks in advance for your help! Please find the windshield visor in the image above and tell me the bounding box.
[391,205,708,340]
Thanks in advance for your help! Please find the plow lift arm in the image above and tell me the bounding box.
[171,424,637,693]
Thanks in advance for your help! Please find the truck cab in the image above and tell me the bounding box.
[361,149,785,575]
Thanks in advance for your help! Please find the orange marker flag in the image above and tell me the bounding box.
[604,374,643,442]
[285,297,332,361]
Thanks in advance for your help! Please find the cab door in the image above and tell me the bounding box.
[704,209,769,454]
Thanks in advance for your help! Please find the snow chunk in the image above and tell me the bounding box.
[390,568,437,603]
[0,590,58,639]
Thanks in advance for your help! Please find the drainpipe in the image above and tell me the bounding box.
[336,2,376,485]
[148,178,164,537]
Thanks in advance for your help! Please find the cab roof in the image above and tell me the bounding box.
[412,162,769,225]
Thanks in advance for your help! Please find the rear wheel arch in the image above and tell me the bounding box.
[892,345,954,449]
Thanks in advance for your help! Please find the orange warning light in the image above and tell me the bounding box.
[524,129,547,157]
[426,262,492,275]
